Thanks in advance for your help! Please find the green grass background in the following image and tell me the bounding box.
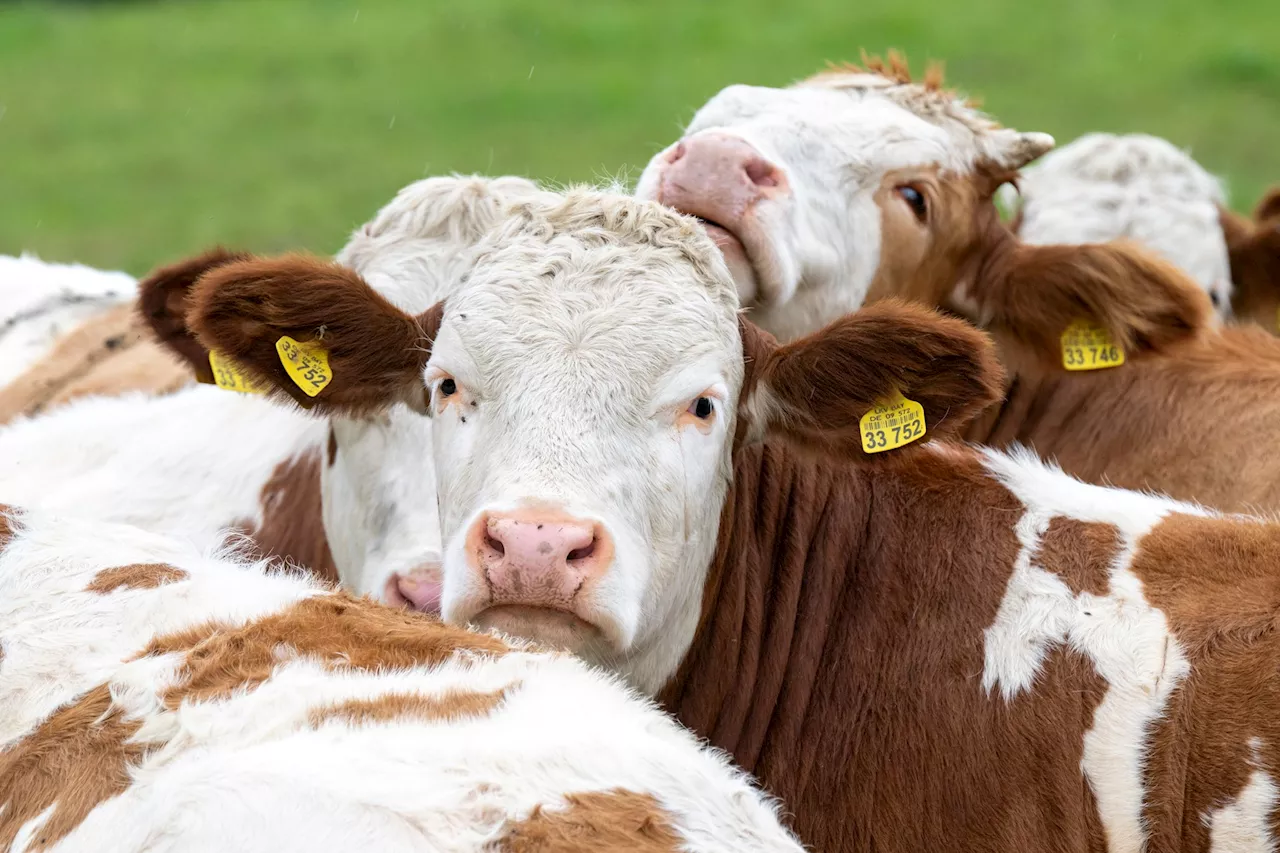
[2,0,1278,275]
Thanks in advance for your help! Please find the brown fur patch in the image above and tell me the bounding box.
[188,254,445,415]
[494,789,682,853]
[308,685,514,729]
[0,504,15,550]
[743,300,1005,455]
[138,592,509,709]
[137,247,251,383]
[86,563,189,593]
[0,304,191,426]
[1033,517,1118,597]
[237,448,338,585]
[0,684,150,852]
[663,441,1109,851]
[1131,512,1280,849]
[968,325,1280,514]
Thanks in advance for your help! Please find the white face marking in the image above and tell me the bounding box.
[635,72,1052,341]
[1011,132,1234,322]
[319,175,559,601]
[427,197,742,695]
[1204,741,1279,853]
[980,446,1211,852]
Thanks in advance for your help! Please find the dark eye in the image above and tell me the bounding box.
[691,396,714,419]
[1210,291,1221,308]
[439,378,457,397]
[897,185,928,222]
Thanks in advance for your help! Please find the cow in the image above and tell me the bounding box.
[0,174,554,598]
[181,187,1280,853]
[998,132,1234,320]
[1222,186,1280,333]
[632,52,1280,515]
[0,254,193,422]
[0,504,804,853]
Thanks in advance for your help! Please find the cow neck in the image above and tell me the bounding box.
[234,448,339,585]
[660,441,1110,852]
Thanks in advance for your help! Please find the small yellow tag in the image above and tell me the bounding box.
[1060,319,1125,371]
[860,389,926,454]
[275,335,333,397]
[208,350,265,395]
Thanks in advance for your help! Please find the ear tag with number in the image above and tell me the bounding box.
[208,350,266,395]
[1060,319,1124,371]
[860,389,926,454]
[276,335,333,397]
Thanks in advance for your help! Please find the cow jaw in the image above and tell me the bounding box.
[636,67,1053,342]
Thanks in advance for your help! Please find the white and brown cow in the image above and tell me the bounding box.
[183,188,1280,852]
[1000,131,1235,320]
[0,175,555,599]
[0,504,804,853]
[634,54,1280,515]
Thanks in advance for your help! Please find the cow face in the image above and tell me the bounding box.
[635,54,1054,342]
[178,187,1003,695]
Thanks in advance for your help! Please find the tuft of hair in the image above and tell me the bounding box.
[137,247,252,383]
[746,300,1005,456]
[476,187,739,311]
[1256,186,1280,225]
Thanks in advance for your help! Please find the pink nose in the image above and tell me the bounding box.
[657,132,787,227]
[467,509,614,611]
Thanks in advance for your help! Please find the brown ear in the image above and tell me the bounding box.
[137,247,252,383]
[1255,186,1280,225]
[1224,201,1280,331]
[188,253,444,415]
[974,239,1212,366]
[740,300,1005,456]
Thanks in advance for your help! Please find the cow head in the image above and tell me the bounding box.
[635,52,1211,362]
[1222,187,1280,333]
[1005,132,1234,322]
[175,188,1002,694]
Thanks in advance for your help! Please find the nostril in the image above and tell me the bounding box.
[567,539,596,563]
[484,530,505,558]
[744,157,780,188]
[666,141,687,164]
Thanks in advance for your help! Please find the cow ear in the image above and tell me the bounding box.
[970,238,1212,368]
[137,247,252,383]
[1224,200,1280,332]
[188,253,444,416]
[739,301,1005,456]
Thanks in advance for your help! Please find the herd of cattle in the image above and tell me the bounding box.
[3,53,1280,852]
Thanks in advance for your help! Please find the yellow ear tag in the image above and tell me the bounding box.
[860,389,926,454]
[208,350,266,395]
[1061,319,1124,371]
[275,336,333,397]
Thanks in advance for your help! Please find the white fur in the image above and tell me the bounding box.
[1006,132,1234,319]
[0,253,136,387]
[980,446,1210,852]
[0,506,803,853]
[635,69,1053,341]
[1204,740,1279,853]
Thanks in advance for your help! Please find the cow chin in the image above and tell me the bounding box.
[471,605,609,658]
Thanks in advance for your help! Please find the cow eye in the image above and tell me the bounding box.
[689,396,715,419]
[439,378,458,397]
[897,185,928,222]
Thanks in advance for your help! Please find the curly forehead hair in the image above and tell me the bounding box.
[799,50,1003,137]
[477,187,739,310]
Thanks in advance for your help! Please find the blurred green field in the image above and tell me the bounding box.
[1,0,1278,275]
